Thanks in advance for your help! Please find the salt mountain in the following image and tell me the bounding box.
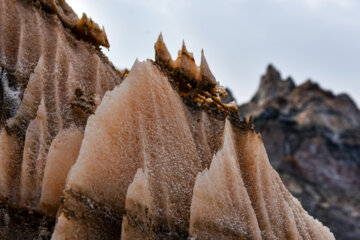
[0,0,335,239]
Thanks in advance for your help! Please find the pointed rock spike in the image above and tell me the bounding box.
[158,32,163,41]
[181,40,187,52]
[179,40,194,59]
[133,58,140,67]
[199,49,216,83]
[154,33,173,65]
[248,115,253,124]
[174,40,197,77]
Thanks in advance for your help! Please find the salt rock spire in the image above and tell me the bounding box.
[189,120,335,239]
[174,40,199,78]
[53,59,334,239]
[121,168,155,239]
[40,126,83,216]
[18,98,49,209]
[52,60,205,239]
[154,33,174,67]
[190,120,262,239]
[198,49,216,83]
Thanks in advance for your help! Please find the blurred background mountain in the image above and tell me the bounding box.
[224,65,360,240]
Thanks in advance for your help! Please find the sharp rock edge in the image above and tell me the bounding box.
[154,34,237,115]
[0,1,335,239]
[38,0,109,48]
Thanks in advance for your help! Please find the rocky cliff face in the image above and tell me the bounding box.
[239,65,360,240]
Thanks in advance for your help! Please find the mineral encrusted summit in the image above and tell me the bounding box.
[0,0,335,239]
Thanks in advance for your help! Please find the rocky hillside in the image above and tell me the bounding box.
[238,65,360,240]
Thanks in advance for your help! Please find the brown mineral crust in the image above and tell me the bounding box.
[72,13,110,49]
[154,58,253,131]
[153,35,249,131]
[37,0,110,48]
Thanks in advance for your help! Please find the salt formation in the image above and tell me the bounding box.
[189,122,262,239]
[189,121,334,239]
[0,0,335,239]
[52,34,334,239]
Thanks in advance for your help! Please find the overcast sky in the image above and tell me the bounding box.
[67,0,360,106]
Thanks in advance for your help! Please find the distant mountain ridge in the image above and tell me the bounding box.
[237,65,360,240]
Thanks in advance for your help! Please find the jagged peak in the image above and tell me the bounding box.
[174,40,198,78]
[262,64,282,83]
[251,64,296,104]
[296,79,329,94]
[285,76,294,83]
[180,40,193,57]
[74,13,109,48]
[266,64,276,72]
[300,79,320,89]
[295,80,358,112]
[37,0,109,48]
[154,33,174,67]
[153,35,242,117]
[262,65,295,88]
[199,49,216,84]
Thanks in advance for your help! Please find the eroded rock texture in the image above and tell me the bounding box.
[239,65,360,240]
[51,35,333,239]
[0,0,122,238]
[0,0,335,239]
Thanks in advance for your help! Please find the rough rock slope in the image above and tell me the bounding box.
[0,0,335,239]
[0,0,122,238]
[239,65,360,240]
[52,36,334,239]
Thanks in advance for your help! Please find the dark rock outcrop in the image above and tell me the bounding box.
[221,88,237,104]
[239,65,360,240]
